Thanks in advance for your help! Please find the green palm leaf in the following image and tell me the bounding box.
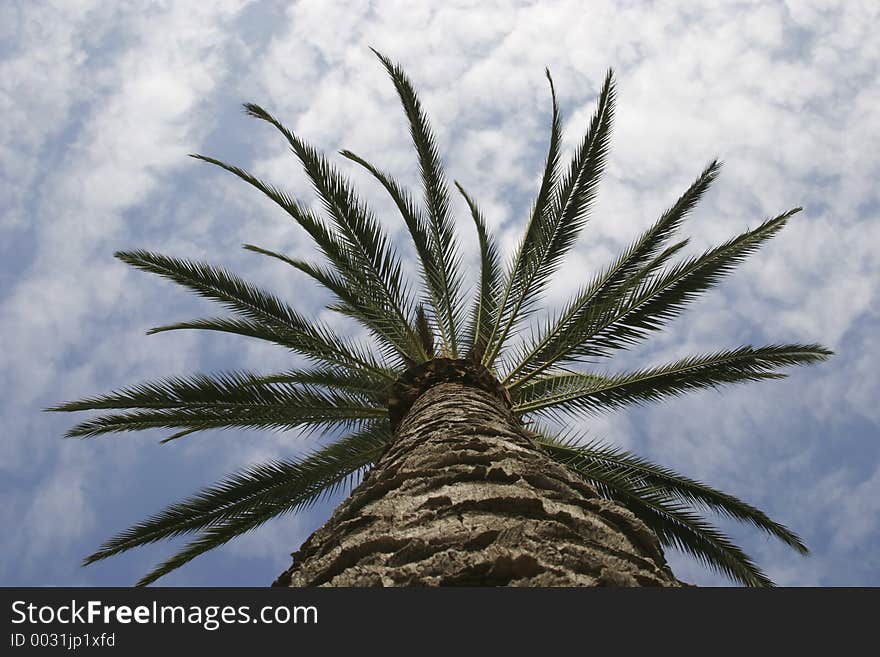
[242,244,349,301]
[455,182,501,360]
[558,208,800,363]
[242,366,391,404]
[505,160,720,387]
[339,149,445,353]
[116,249,307,329]
[623,490,774,587]
[540,437,773,587]
[188,153,349,273]
[241,103,425,363]
[116,249,391,374]
[485,70,614,366]
[536,433,808,554]
[372,48,465,357]
[146,316,390,378]
[84,424,389,585]
[190,151,418,365]
[515,344,832,416]
[241,243,414,365]
[50,371,384,440]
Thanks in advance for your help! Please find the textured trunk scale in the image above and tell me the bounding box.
[275,382,679,587]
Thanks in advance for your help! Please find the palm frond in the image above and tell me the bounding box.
[242,243,414,366]
[637,238,691,279]
[146,316,391,378]
[339,150,448,345]
[543,208,801,365]
[116,250,308,329]
[515,344,832,416]
[505,160,719,387]
[242,102,424,363]
[536,433,808,554]
[485,69,614,366]
[116,249,396,374]
[242,366,391,404]
[84,424,389,584]
[372,48,464,357]
[538,437,774,586]
[624,489,774,587]
[50,372,385,440]
[455,182,501,360]
[192,153,414,364]
[193,140,419,364]
[243,243,349,298]
[189,154,347,270]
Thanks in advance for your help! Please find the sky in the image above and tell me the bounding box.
[1,0,878,587]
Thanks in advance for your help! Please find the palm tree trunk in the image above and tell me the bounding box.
[274,382,679,586]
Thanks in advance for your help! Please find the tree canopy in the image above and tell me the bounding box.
[50,50,831,587]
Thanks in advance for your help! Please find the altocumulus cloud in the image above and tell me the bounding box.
[1,0,877,586]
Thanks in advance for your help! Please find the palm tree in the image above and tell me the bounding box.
[51,50,831,587]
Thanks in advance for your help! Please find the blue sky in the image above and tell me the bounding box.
[2,0,878,587]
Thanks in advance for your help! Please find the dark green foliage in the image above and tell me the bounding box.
[455,181,501,362]
[52,51,831,586]
[536,434,805,587]
[106,424,388,586]
[515,345,831,417]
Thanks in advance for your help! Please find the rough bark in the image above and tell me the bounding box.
[274,382,679,587]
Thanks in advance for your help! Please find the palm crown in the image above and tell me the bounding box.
[51,50,831,587]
